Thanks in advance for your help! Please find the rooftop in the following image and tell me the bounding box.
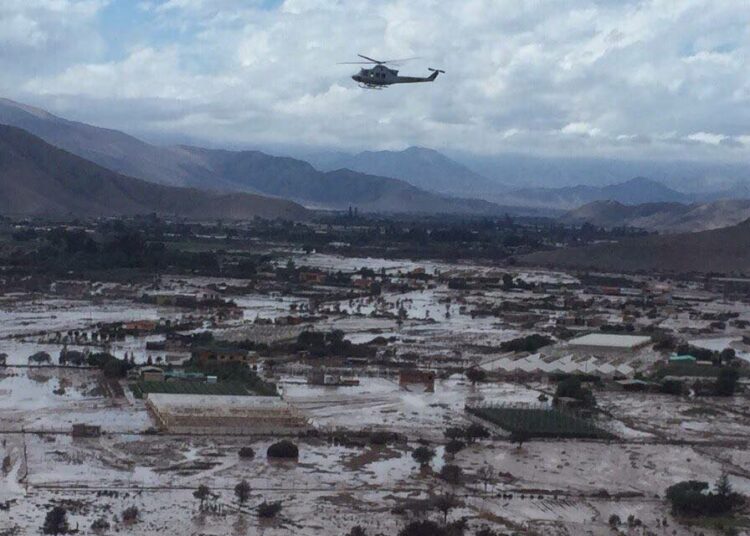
[567,333,651,349]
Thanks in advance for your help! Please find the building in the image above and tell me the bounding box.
[566,334,651,355]
[192,346,255,366]
[139,366,165,382]
[145,393,309,434]
[299,271,326,285]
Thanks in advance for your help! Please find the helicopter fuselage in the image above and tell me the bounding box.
[351,64,441,88]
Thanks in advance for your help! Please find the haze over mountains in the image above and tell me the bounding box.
[0,125,308,220]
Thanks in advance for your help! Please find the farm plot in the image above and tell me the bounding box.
[467,404,615,440]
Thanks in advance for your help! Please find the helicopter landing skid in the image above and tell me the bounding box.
[358,83,386,90]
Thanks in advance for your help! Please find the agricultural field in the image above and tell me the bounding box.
[466,404,615,440]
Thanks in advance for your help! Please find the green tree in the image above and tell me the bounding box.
[465,367,486,385]
[433,493,458,524]
[235,479,251,507]
[444,439,465,457]
[439,464,463,487]
[554,376,596,407]
[194,484,211,510]
[411,446,435,468]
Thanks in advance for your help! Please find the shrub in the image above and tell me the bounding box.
[238,447,255,459]
[43,506,69,535]
[91,517,110,531]
[257,500,282,518]
[398,520,443,536]
[445,439,465,456]
[370,431,391,446]
[122,506,139,523]
[267,440,299,459]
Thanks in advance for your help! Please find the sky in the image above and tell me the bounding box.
[1,0,749,160]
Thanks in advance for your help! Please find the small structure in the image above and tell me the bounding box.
[399,369,435,392]
[140,366,165,382]
[192,346,255,366]
[71,424,102,438]
[0,353,7,367]
[145,393,309,434]
[299,271,326,285]
[307,369,359,386]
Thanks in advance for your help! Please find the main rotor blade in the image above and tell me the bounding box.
[380,56,421,64]
[337,61,377,64]
[358,54,383,63]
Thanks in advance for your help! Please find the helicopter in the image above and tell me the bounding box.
[340,54,444,89]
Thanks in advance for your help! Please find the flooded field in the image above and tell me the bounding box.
[1,254,749,535]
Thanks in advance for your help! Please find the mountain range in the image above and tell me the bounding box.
[519,218,750,274]
[3,97,750,223]
[451,151,750,194]
[0,125,309,220]
[503,177,690,209]
[0,98,520,216]
[306,146,505,197]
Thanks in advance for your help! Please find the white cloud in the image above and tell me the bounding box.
[687,132,727,145]
[4,0,750,160]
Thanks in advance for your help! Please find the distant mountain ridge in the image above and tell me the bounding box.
[0,125,309,220]
[0,98,517,216]
[520,218,750,274]
[503,177,690,209]
[309,146,506,197]
[453,151,750,194]
[563,198,750,233]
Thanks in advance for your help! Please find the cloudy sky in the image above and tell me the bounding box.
[1,0,749,160]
